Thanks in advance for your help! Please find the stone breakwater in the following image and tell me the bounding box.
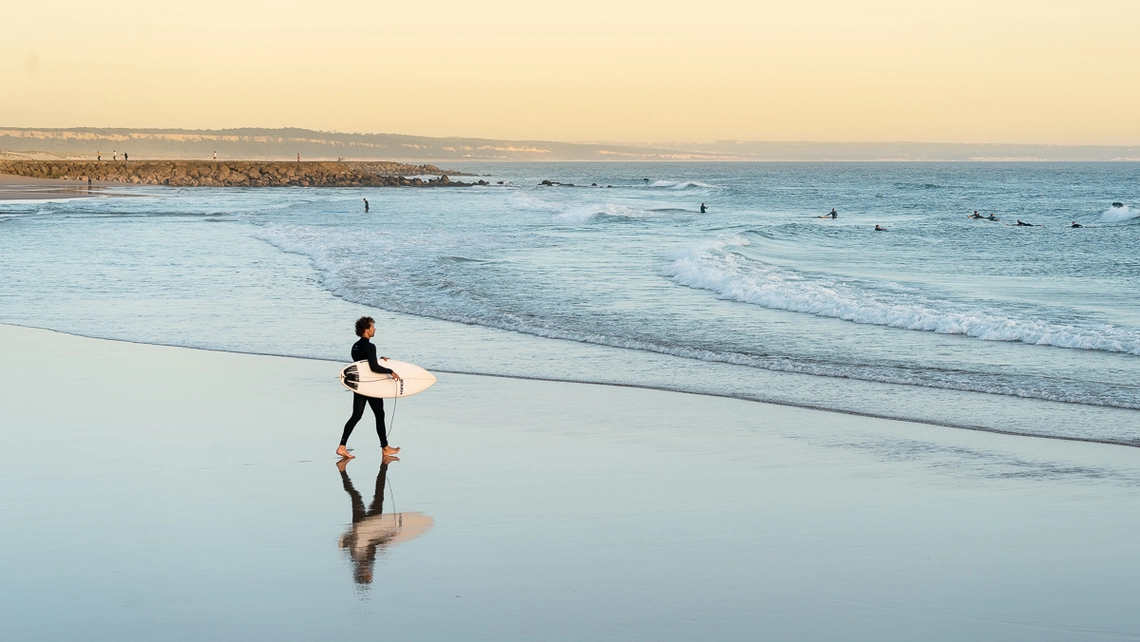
[0,160,481,187]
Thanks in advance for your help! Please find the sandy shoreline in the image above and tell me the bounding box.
[3,323,1140,640]
[0,173,114,201]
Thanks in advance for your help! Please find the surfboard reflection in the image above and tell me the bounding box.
[337,459,434,585]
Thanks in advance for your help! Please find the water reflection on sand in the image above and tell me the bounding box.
[337,458,434,585]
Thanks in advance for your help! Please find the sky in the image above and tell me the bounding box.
[3,1,1139,145]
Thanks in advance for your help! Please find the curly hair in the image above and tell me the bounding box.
[355,316,375,337]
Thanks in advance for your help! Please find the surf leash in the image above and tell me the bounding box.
[386,378,401,440]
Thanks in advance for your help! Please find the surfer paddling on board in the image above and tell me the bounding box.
[338,316,402,459]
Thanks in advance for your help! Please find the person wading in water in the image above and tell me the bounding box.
[337,316,401,459]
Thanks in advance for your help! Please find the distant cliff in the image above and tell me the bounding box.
[0,160,480,187]
[0,127,730,161]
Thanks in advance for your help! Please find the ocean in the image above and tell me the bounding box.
[2,162,1138,444]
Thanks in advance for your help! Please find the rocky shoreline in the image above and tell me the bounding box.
[0,160,482,188]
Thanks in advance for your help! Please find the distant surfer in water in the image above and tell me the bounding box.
[338,316,402,459]
[818,208,838,219]
[363,198,369,213]
[987,213,999,221]
[874,224,886,231]
[1071,221,1083,228]
[700,203,707,213]
[1016,219,1035,226]
[970,211,983,219]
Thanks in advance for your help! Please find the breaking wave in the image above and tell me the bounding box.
[665,236,1140,356]
[1101,204,1140,223]
[507,193,672,223]
[647,180,719,190]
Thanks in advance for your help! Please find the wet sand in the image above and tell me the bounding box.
[2,323,1140,641]
[0,173,110,201]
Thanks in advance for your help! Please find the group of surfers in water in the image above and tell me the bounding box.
[704,205,1087,230]
[812,208,1087,230]
[968,210,1084,227]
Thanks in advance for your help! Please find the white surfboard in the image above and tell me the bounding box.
[339,359,437,399]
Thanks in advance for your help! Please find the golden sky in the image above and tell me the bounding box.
[4,1,1139,144]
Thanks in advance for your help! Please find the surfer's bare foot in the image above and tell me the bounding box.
[336,457,351,472]
[336,445,355,459]
[383,446,400,456]
[382,454,400,464]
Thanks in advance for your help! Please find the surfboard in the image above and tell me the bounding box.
[339,359,437,399]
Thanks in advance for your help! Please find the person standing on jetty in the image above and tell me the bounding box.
[338,316,401,459]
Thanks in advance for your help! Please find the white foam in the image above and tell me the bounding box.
[648,180,718,190]
[507,192,666,224]
[249,225,1140,410]
[665,236,1140,356]
[1101,204,1140,223]
[553,202,660,224]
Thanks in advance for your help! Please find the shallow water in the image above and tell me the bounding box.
[1,162,1138,443]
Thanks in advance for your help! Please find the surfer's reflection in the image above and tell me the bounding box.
[337,458,434,585]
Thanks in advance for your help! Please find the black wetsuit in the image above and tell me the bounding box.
[700,203,707,213]
[1071,223,1083,228]
[341,337,395,447]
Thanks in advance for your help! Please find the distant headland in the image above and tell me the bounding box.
[2,127,1140,162]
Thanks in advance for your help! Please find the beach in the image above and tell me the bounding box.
[3,322,1140,641]
[2,163,1139,640]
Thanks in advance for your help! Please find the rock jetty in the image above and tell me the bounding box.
[0,160,477,188]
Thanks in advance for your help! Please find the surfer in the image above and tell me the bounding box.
[700,203,707,214]
[1016,219,1034,226]
[987,213,999,221]
[970,211,983,219]
[830,208,837,219]
[338,316,402,459]
[874,224,886,231]
[1071,221,1083,228]
[363,198,369,213]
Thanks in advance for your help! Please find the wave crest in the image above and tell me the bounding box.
[664,236,1140,356]
[1101,204,1140,223]
[648,180,718,190]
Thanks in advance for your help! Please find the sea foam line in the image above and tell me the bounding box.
[664,236,1140,356]
[254,227,1140,410]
